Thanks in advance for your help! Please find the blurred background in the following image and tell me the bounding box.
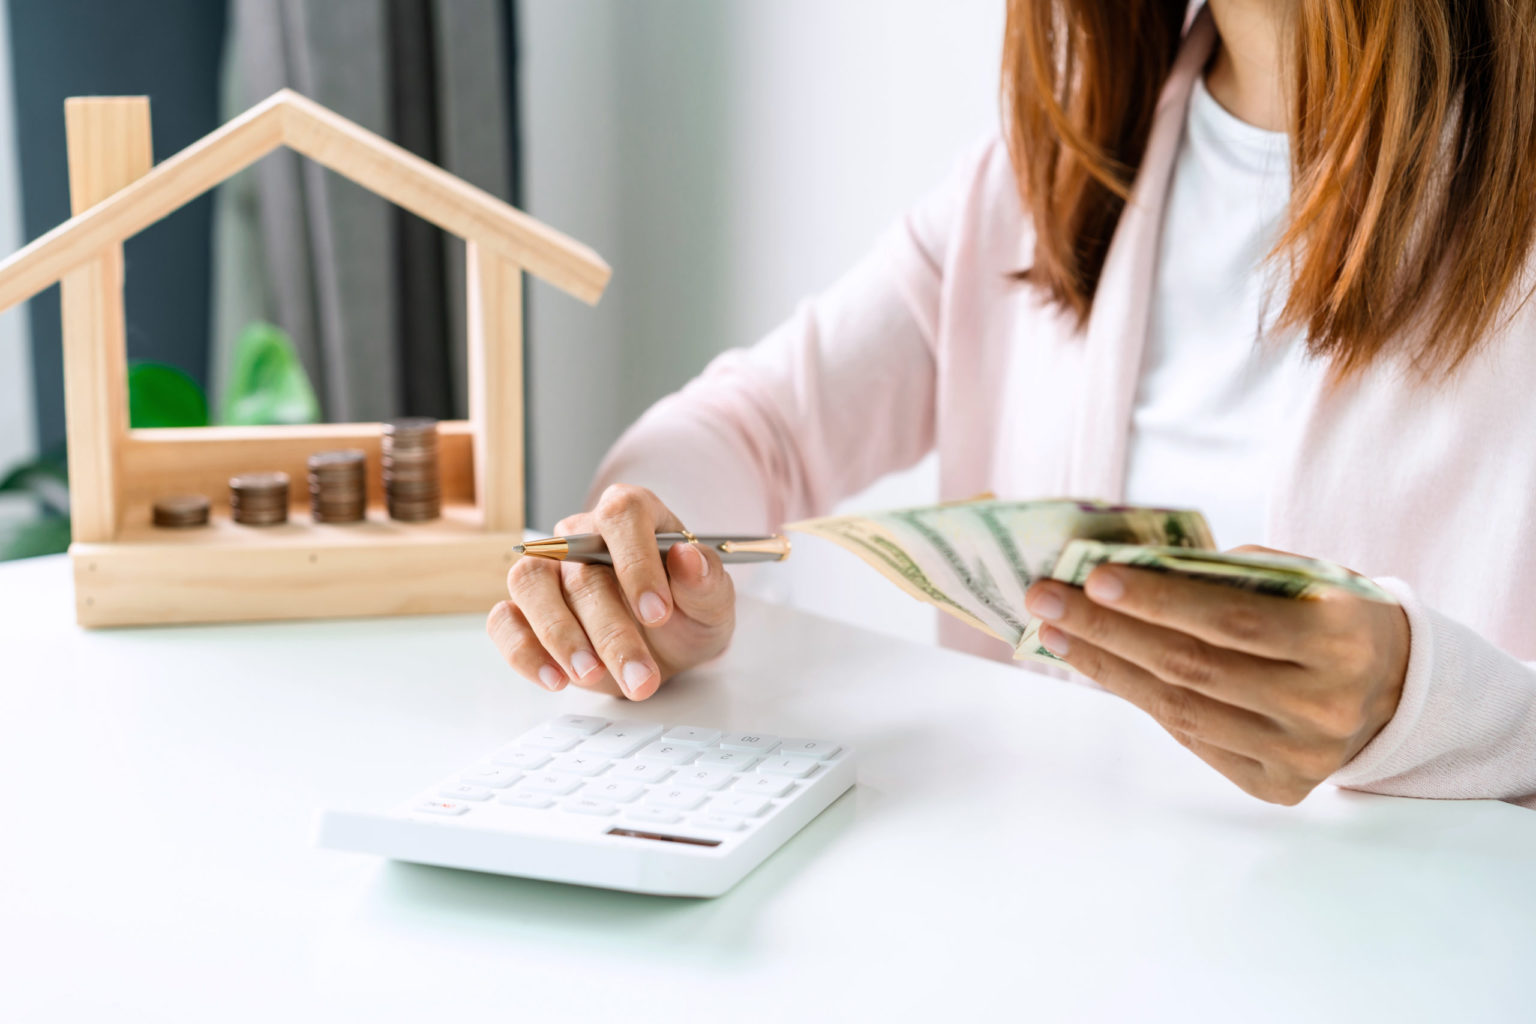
[0,0,1002,641]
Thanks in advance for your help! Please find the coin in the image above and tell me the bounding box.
[230,471,290,526]
[152,494,211,528]
[308,449,367,523]
[382,417,441,521]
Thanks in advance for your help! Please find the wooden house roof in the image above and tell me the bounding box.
[0,88,610,312]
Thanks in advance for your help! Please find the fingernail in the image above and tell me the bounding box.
[1041,626,1070,657]
[638,591,668,625]
[571,650,600,679]
[689,542,709,578]
[1086,571,1125,604]
[538,664,565,691]
[1027,589,1065,621]
[622,659,652,696]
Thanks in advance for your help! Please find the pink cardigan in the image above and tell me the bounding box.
[592,11,1536,809]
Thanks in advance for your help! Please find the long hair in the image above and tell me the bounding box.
[1001,0,1536,377]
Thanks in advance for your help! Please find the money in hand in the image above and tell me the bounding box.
[785,498,1214,645]
[785,498,1396,669]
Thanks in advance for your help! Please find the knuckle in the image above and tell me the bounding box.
[485,600,513,639]
[1075,602,1114,641]
[1155,638,1218,689]
[496,625,543,669]
[562,564,615,605]
[1213,604,1268,645]
[1300,694,1369,742]
[552,515,584,535]
[507,632,542,664]
[594,483,647,523]
[587,616,641,656]
[545,622,590,656]
[1332,637,1377,681]
[505,555,551,597]
[1065,639,1105,681]
[1153,688,1202,737]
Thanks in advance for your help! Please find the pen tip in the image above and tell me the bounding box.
[512,544,525,555]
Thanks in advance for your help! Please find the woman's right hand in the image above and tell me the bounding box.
[486,484,737,701]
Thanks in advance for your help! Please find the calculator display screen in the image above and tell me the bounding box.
[607,828,722,847]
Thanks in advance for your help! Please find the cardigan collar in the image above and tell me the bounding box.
[1064,6,1218,501]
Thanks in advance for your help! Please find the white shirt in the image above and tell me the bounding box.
[1122,75,1322,548]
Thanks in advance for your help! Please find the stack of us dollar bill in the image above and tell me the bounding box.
[784,498,1394,666]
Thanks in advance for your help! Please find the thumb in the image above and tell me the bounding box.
[666,541,735,629]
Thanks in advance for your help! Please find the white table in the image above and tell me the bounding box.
[2,554,1533,1023]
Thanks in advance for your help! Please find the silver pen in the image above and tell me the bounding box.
[513,532,791,565]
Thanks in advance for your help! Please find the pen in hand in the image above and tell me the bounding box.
[513,532,791,566]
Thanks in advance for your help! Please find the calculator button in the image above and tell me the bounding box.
[672,766,736,791]
[563,797,618,817]
[719,732,780,753]
[693,749,760,771]
[517,729,582,752]
[520,773,583,795]
[757,757,819,778]
[611,759,673,783]
[460,767,521,789]
[626,806,684,826]
[636,741,699,765]
[647,787,708,811]
[734,774,796,798]
[547,714,609,736]
[438,783,494,802]
[491,747,552,770]
[415,799,469,816]
[777,738,841,760]
[581,720,664,757]
[661,725,721,746]
[548,753,611,777]
[582,780,645,804]
[498,791,554,810]
[708,795,771,818]
[688,812,746,832]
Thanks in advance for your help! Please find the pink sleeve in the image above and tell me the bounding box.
[1329,578,1536,810]
[586,140,1000,530]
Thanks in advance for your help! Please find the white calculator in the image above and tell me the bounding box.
[317,714,856,897]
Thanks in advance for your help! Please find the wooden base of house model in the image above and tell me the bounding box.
[0,93,610,628]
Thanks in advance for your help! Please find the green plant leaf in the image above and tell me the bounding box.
[0,444,70,517]
[128,361,210,428]
[221,322,321,426]
[0,514,71,561]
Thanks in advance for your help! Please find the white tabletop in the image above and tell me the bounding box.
[2,554,1533,1022]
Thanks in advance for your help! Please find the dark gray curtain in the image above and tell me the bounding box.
[9,0,228,451]
[212,0,519,422]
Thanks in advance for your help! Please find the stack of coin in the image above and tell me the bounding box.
[229,471,290,526]
[382,417,441,522]
[152,494,211,529]
[308,449,367,523]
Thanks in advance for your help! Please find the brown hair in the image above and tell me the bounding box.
[1001,0,1536,377]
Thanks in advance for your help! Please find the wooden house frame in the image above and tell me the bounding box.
[0,91,610,627]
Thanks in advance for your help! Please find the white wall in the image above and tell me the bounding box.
[520,0,1004,642]
[0,0,37,481]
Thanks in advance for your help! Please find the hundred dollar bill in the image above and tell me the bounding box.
[1016,541,1398,665]
[786,499,1214,646]
[793,514,1006,641]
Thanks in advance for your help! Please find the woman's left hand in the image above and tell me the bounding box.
[1022,547,1410,805]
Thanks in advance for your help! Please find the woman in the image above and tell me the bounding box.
[487,0,1536,808]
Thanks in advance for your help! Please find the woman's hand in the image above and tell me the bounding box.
[1022,547,1410,805]
[486,484,736,701]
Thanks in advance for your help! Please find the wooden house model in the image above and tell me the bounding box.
[0,91,610,627]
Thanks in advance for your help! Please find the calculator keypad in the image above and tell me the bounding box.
[416,716,845,843]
